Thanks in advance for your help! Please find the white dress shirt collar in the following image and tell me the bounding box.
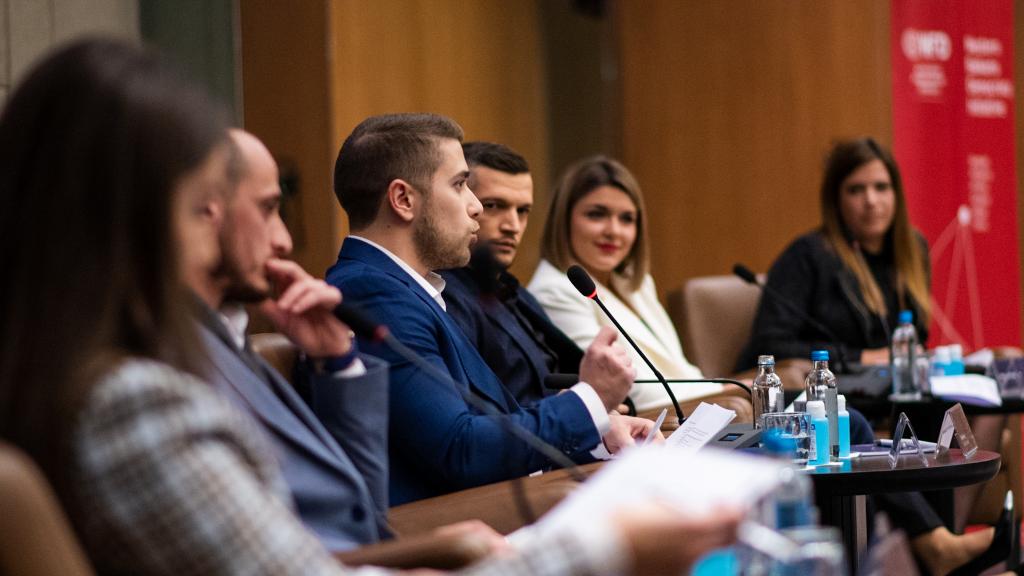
[218,303,249,351]
[348,235,447,310]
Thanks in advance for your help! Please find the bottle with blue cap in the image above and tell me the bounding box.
[762,430,816,528]
[891,309,922,399]
[804,350,839,462]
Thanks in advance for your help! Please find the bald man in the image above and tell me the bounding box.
[190,129,391,551]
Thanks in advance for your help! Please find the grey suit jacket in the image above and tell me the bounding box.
[197,312,391,551]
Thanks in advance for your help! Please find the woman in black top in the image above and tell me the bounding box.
[740,137,930,369]
[741,139,1005,575]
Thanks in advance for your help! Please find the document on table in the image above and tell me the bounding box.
[665,402,736,452]
[527,444,784,540]
[930,374,1002,407]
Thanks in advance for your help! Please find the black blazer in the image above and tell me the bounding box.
[441,267,584,404]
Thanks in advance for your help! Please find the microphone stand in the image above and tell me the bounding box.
[567,265,687,426]
[334,304,589,483]
[590,295,687,425]
[734,264,852,373]
[634,378,753,397]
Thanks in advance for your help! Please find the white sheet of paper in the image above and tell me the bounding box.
[529,444,784,540]
[930,374,1002,407]
[665,402,736,452]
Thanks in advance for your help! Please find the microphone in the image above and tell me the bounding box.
[732,263,851,374]
[332,302,588,483]
[566,265,686,425]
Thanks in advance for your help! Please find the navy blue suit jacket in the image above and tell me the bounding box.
[195,304,391,551]
[441,267,584,404]
[326,238,601,504]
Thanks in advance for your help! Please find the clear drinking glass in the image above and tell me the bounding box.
[762,412,811,466]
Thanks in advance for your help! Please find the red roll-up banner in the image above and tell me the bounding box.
[891,0,1019,350]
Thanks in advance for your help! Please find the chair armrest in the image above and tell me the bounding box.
[335,531,491,570]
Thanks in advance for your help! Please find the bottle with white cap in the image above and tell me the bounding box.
[932,346,952,376]
[807,400,830,466]
[948,344,965,375]
[837,395,851,458]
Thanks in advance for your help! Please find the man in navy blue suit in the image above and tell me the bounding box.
[326,114,659,504]
[441,142,584,405]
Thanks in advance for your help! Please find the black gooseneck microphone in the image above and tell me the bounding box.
[565,265,686,426]
[635,378,752,397]
[332,302,588,484]
[733,263,851,374]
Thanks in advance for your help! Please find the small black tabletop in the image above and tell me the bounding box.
[807,448,1001,496]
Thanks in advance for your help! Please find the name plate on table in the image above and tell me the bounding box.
[937,403,978,460]
[889,412,929,469]
[989,357,1024,399]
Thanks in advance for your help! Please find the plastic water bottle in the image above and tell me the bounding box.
[948,344,965,375]
[806,400,830,466]
[752,354,785,429]
[891,310,921,399]
[804,350,839,461]
[915,344,931,394]
[761,430,816,528]
[837,395,851,458]
[774,466,816,529]
[932,346,951,376]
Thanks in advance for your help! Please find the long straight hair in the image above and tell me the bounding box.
[819,138,930,322]
[0,38,227,485]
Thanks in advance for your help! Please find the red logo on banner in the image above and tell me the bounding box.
[891,0,1019,350]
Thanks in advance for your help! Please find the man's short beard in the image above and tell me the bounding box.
[413,202,469,271]
[223,277,269,304]
[216,236,271,304]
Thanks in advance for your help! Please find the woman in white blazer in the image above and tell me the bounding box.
[528,156,750,417]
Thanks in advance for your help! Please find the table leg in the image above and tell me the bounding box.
[816,493,867,573]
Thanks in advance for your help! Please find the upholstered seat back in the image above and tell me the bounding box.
[666,274,762,377]
[250,332,299,385]
[0,442,94,576]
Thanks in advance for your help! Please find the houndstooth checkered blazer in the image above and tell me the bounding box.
[66,358,624,576]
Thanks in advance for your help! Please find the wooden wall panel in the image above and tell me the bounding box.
[328,0,550,280]
[618,1,892,295]
[239,1,336,276]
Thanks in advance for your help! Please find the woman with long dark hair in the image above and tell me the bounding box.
[739,138,1005,575]
[739,138,929,369]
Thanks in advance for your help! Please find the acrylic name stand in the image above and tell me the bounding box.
[936,403,979,460]
[888,412,930,469]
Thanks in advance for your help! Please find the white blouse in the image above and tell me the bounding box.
[527,260,722,412]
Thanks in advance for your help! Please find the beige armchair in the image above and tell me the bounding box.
[0,442,94,576]
[666,274,810,389]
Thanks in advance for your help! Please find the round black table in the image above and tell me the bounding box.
[806,448,1001,572]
